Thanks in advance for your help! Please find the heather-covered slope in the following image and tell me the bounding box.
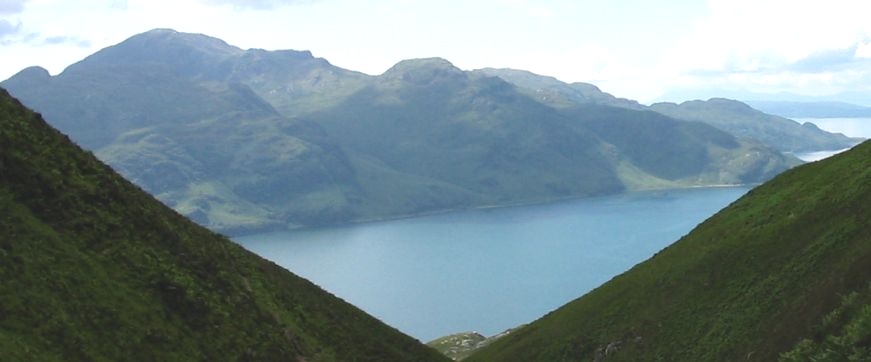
[469,141,870,361]
[0,88,446,361]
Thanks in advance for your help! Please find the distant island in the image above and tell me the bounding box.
[746,100,871,118]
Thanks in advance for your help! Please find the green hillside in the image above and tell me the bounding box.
[469,141,870,361]
[0,88,446,361]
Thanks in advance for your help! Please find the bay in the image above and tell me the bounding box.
[235,186,750,342]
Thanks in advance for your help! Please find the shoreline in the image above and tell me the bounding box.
[229,183,754,238]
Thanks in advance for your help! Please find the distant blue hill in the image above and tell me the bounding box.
[745,100,871,118]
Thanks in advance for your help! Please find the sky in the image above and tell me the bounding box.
[1,0,870,105]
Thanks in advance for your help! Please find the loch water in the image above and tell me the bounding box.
[236,186,751,341]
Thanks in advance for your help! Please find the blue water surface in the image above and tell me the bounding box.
[236,186,750,341]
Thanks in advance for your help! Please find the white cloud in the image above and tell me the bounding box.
[198,0,316,10]
[857,41,871,59]
[655,0,871,100]
[0,0,28,14]
[0,18,21,38]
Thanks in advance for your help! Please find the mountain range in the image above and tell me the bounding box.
[473,69,859,152]
[0,88,446,361]
[2,29,846,234]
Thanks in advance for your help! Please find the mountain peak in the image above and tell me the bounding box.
[475,68,566,90]
[569,82,603,93]
[4,66,50,84]
[130,28,241,53]
[1,66,51,91]
[141,28,178,35]
[381,57,467,84]
[65,29,243,77]
[13,66,51,78]
[680,98,759,116]
[390,57,458,69]
[248,48,315,60]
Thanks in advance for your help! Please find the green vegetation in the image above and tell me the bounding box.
[0,88,446,361]
[2,29,799,235]
[468,140,870,361]
[780,282,871,361]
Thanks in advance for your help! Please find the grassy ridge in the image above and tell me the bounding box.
[0,88,447,361]
[469,140,870,361]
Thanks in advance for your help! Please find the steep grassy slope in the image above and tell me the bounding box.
[0,88,446,361]
[469,141,870,361]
